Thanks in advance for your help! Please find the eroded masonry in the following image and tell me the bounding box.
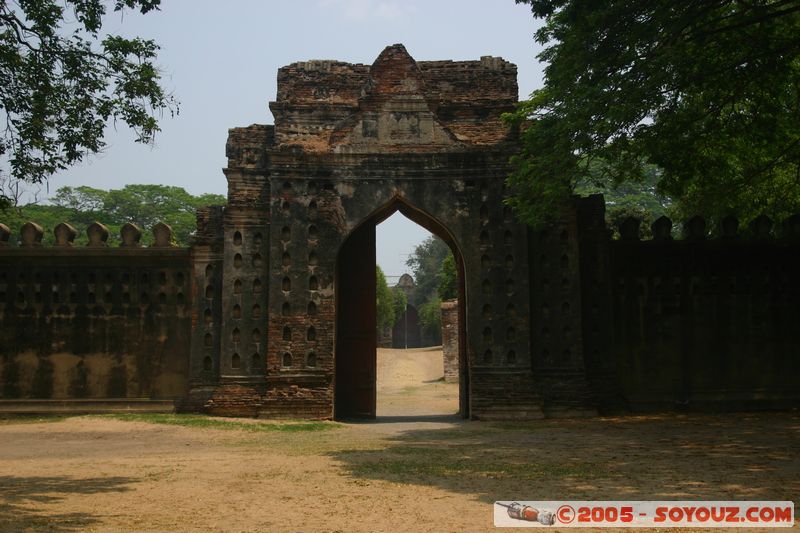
[1,45,798,419]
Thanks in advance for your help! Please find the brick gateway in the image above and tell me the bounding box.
[191,44,539,419]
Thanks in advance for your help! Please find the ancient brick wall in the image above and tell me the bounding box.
[577,202,800,412]
[527,203,598,417]
[440,299,459,382]
[0,222,191,405]
[3,43,793,420]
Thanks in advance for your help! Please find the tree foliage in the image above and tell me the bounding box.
[405,235,459,343]
[509,0,800,227]
[0,0,177,206]
[375,265,397,331]
[437,252,458,301]
[418,296,442,340]
[2,184,225,245]
[575,162,672,238]
[405,235,450,304]
[391,287,407,326]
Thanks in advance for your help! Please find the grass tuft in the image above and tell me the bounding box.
[95,413,339,433]
[340,444,609,482]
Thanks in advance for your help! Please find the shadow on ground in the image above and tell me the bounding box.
[328,413,800,506]
[0,475,136,532]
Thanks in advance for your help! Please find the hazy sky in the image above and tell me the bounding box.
[45,0,545,281]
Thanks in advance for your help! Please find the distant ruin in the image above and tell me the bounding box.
[390,274,434,349]
[1,45,798,419]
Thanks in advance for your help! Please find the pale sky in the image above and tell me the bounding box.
[43,0,545,280]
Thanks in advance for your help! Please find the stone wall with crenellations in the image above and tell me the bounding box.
[577,196,800,413]
[0,221,191,405]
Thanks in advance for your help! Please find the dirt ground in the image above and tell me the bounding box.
[0,347,798,532]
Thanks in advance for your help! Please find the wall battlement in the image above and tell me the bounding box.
[0,220,179,248]
[616,214,800,242]
[0,219,191,407]
[575,197,800,413]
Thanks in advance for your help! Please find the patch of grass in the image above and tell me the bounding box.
[488,420,582,431]
[396,426,497,440]
[95,413,339,433]
[0,415,70,425]
[340,444,609,482]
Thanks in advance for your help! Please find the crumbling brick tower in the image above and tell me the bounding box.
[188,44,551,419]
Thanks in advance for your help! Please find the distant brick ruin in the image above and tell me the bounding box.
[1,45,798,418]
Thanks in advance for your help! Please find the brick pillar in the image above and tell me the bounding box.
[528,199,598,417]
[576,194,627,413]
[183,206,224,412]
[441,299,459,382]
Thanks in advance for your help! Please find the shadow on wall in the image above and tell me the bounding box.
[0,475,136,532]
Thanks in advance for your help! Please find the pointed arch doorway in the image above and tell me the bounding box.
[334,198,468,420]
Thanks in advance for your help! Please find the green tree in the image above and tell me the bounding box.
[405,237,459,345]
[437,252,458,301]
[0,0,177,207]
[418,296,442,344]
[52,186,107,213]
[405,235,450,304]
[1,201,77,244]
[375,265,396,331]
[509,1,800,228]
[391,287,407,326]
[3,184,225,245]
[50,185,109,226]
[575,163,672,238]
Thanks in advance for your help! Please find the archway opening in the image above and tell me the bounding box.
[334,199,467,420]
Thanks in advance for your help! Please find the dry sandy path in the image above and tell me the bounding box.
[376,346,458,419]
[0,348,797,532]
